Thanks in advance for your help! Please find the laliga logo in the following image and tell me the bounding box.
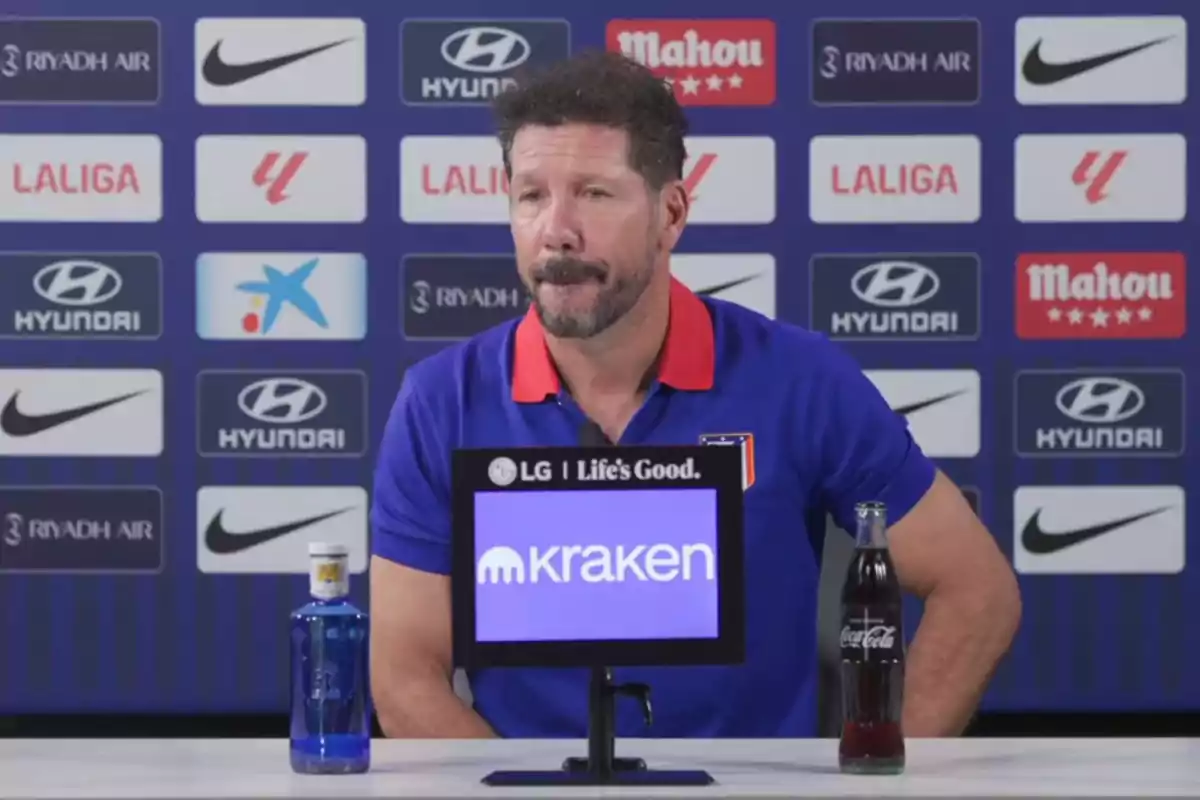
[477,542,716,585]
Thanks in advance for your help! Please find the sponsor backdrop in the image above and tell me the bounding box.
[0,0,1194,719]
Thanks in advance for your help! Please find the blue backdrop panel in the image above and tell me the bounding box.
[0,0,1195,716]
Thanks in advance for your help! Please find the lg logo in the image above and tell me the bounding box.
[1055,377,1145,425]
[237,378,327,425]
[851,261,940,308]
[33,260,123,307]
[441,27,531,73]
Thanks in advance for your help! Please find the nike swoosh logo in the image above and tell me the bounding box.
[202,37,353,87]
[893,389,965,417]
[1022,35,1173,86]
[204,506,356,555]
[0,389,148,437]
[695,275,758,297]
[1021,506,1172,555]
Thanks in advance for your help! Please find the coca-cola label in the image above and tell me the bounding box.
[840,606,904,661]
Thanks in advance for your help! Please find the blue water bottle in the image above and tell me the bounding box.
[289,542,371,774]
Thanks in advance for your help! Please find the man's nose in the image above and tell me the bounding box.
[537,197,583,253]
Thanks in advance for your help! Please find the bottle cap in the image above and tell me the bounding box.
[309,542,349,558]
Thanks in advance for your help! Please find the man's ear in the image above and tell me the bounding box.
[658,181,690,251]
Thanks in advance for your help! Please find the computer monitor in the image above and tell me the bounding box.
[450,443,746,670]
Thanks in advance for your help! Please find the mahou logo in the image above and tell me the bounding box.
[1016,253,1186,340]
[606,19,776,106]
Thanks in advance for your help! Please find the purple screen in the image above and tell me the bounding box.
[473,488,719,643]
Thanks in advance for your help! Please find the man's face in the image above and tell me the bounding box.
[507,123,664,339]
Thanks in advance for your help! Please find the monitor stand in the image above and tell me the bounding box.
[481,666,715,787]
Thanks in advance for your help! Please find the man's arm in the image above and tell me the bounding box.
[369,369,495,739]
[810,338,1021,737]
[888,471,1022,737]
[369,557,496,738]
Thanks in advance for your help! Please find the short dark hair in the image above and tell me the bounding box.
[492,49,689,190]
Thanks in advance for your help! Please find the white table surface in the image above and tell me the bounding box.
[1,737,1197,799]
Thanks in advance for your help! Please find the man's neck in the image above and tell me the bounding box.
[543,277,670,403]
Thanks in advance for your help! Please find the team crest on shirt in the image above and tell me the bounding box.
[698,433,756,491]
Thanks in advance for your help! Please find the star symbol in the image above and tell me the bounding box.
[728,73,744,89]
[1089,308,1110,327]
[1047,307,1062,322]
[1067,308,1084,325]
[679,75,700,95]
[1138,306,1154,321]
[1116,307,1133,324]
[705,74,723,91]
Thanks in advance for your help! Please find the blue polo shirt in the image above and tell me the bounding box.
[372,276,936,738]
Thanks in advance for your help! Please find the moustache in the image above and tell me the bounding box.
[531,258,607,286]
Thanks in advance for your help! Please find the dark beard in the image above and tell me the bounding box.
[529,256,650,339]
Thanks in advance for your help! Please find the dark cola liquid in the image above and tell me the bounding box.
[839,546,905,775]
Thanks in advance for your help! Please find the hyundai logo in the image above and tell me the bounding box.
[851,261,939,308]
[441,26,531,73]
[33,259,122,307]
[237,378,327,425]
[1055,377,1145,425]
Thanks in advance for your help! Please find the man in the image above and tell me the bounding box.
[370,51,1021,739]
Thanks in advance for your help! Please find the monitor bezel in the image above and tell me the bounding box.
[450,445,746,669]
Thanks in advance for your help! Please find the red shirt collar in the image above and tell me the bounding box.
[511,276,715,402]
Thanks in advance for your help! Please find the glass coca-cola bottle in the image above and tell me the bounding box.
[838,500,906,775]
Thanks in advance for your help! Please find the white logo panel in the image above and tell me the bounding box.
[669,254,776,319]
[1014,134,1186,222]
[809,135,981,223]
[1013,485,1185,575]
[399,135,775,224]
[0,369,163,456]
[863,369,981,458]
[1015,16,1187,106]
[194,18,366,106]
[195,135,366,223]
[0,135,162,222]
[196,485,368,574]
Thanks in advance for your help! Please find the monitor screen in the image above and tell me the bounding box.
[473,487,719,643]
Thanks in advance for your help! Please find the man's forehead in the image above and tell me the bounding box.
[509,124,631,173]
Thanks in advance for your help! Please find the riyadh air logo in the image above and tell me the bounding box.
[196,252,366,341]
[476,542,716,585]
[1012,485,1184,574]
[1014,369,1183,458]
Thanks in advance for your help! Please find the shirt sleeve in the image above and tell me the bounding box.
[809,338,938,535]
[370,370,453,575]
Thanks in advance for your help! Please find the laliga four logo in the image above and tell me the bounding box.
[477,541,716,586]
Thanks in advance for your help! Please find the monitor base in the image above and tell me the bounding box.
[482,767,715,787]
